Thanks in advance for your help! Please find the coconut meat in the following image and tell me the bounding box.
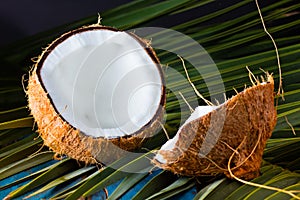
[155,105,219,164]
[40,29,163,138]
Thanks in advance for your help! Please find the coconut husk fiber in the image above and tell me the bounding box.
[27,25,165,165]
[153,75,276,180]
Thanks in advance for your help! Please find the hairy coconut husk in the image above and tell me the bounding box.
[27,25,165,165]
[153,75,276,180]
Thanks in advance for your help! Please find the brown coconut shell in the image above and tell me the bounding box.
[153,75,276,180]
[27,25,166,165]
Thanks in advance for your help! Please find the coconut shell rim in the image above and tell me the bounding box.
[33,25,166,139]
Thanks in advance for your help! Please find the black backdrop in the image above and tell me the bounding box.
[0,0,278,47]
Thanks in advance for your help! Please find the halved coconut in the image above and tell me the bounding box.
[153,75,276,180]
[27,25,165,164]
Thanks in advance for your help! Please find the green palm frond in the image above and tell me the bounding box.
[1,0,300,199]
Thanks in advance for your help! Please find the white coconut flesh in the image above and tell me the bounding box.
[39,29,163,138]
[155,105,219,164]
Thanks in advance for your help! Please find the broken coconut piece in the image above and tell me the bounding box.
[153,75,276,180]
[27,25,166,164]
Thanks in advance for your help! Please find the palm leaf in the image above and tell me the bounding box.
[1,0,300,199]
[194,163,300,200]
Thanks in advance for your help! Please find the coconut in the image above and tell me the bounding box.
[27,25,165,164]
[153,75,276,180]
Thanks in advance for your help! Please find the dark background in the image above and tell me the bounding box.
[0,0,276,47]
[0,0,131,47]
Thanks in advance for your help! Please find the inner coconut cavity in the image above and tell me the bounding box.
[39,29,163,138]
